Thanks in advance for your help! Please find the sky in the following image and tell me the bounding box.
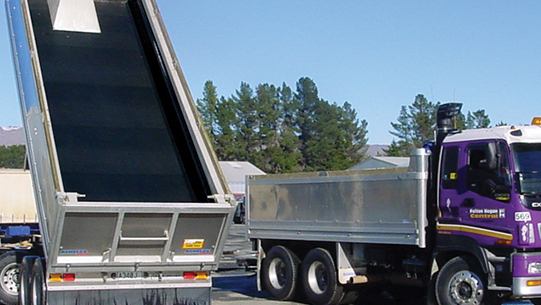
[0,1,540,144]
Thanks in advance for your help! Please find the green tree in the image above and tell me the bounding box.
[196,78,369,173]
[295,77,368,171]
[385,96,493,156]
[234,82,258,162]
[465,110,490,129]
[215,96,240,160]
[275,83,302,173]
[196,80,219,144]
[385,94,439,156]
[0,145,26,169]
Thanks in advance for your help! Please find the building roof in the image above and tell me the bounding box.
[219,161,266,183]
[348,156,410,170]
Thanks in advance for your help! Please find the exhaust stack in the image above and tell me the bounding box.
[436,103,462,145]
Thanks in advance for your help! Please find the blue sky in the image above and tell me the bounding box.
[1,1,540,144]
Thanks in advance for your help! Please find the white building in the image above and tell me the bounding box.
[219,161,266,196]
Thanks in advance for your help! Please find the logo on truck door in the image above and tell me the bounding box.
[469,208,505,219]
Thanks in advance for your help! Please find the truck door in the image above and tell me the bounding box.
[438,141,513,244]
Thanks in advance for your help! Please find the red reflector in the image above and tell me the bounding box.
[183,272,196,279]
[63,273,76,282]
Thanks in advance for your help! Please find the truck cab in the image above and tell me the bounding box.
[437,121,541,300]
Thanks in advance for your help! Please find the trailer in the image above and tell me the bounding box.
[0,170,39,303]
[248,104,541,304]
[5,0,236,304]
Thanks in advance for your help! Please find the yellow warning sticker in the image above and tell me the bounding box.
[182,239,205,249]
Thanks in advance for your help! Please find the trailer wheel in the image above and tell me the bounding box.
[19,256,38,305]
[435,256,493,305]
[261,245,300,301]
[300,248,344,305]
[0,252,20,305]
[30,258,45,305]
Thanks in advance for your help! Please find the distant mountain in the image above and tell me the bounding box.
[0,127,25,146]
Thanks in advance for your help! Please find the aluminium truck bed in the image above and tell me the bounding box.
[7,0,235,303]
[247,149,430,247]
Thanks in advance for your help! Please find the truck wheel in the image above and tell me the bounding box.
[435,256,493,305]
[30,258,46,305]
[300,248,344,305]
[0,252,20,305]
[261,245,300,301]
[19,256,38,305]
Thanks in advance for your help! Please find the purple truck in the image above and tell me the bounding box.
[246,103,541,305]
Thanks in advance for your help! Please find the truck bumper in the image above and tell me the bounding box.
[513,277,541,297]
[513,252,541,297]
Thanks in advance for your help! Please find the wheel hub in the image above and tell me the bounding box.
[268,258,286,289]
[1,262,19,296]
[449,271,483,305]
[307,261,328,294]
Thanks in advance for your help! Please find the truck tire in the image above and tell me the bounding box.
[0,251,20,305]
[19,256,38,305]
[435,256,494,305]
[300,248,344,305]
[30,258,46,305]
[261,245,300,301]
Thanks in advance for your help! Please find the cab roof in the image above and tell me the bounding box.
[443,125,541,145]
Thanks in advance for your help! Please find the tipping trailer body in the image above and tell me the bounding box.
[6,0,235,304]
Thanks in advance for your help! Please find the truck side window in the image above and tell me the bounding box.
[442,146,459,189]
[466,142,511,201]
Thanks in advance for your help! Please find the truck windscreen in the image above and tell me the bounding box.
[512,143,541,195]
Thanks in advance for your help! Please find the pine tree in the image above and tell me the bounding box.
[196,78,369,173]
[465,110,490,129]
[385,94,439,156]
[234,82,258,162]
[275,83,302,173]
[215,97,239,160]
[385,95,493,156]
[196,80,219,144]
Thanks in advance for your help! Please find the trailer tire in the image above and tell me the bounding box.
[300,248,344,305]
[30,258,45,305]
[261,245,300,301]
[435,256,494,305]
[0,251,20,305]
[19,256,38,305]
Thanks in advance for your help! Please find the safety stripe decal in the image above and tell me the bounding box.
[437,223,513,241]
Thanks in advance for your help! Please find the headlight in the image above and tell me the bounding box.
[528,262,541,274]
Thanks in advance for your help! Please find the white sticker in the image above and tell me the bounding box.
[515,212,532,222]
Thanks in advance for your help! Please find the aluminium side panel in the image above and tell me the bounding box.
[6,0,59,253]
[247,151,430,247]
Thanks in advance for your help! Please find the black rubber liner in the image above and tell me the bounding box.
[28,0,210,202]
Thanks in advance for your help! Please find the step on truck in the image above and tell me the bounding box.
[4,0,236,304]
[247,103,541,304]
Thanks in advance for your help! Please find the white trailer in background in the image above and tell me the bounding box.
[5,0,236,304]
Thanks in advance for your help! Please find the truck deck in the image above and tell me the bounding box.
[247,149,430,247]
